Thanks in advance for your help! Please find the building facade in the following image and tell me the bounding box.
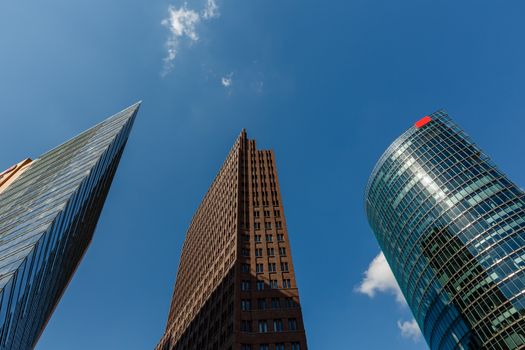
[157,130,307,350]
[365,112,525,349]
[0,103,139,349]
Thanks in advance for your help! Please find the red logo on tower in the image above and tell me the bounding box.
[415,116,432,128]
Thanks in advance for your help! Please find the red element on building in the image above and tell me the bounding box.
[415,116,432,128]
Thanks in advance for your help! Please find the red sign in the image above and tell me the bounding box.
[415,116,432,128]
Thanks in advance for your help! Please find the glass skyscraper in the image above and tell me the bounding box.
[0,103,139,350]
[366,112,525,349]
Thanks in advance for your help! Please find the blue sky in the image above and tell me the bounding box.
[1,0,525,349]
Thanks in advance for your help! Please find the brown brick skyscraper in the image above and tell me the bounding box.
[156,130,308,350]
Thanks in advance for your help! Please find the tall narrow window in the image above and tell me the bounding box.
[242,264,250,273]
[288,318,298,331]
[256,263,264,273]
[241,280,251,291]
[273,319,283,332]
[257,280,265,291]
[271,297,280,309]
[258,320,268,333]
[268,263,277,272]
[279,247,286,256]
[241,299,251,311]
[285,297,295,308]
[291,343,301,350]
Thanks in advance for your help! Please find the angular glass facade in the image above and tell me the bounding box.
[366,111,525,349]
[0,103,139,350]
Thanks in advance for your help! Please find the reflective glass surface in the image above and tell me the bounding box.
[366,112,525,349]
[0,104,138,350]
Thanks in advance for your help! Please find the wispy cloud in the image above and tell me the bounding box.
[221,74,232,87]
[357,252,422,342]
[203,0,220,19]
[164,5,200,41]
[161,4,200,75]
[356,252,405,304]
[161,1,220,75]
[398,319,422,342]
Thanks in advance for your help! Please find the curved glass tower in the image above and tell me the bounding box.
[365,111,525,349]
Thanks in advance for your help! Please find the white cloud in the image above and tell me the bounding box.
[397,319,422,342]
[221,72,233,87]
[161,0,221,75]
[221,76,232,87]
[203,0,220,19]
[161,4,201,74]
[163,5,200,41]
[357,252,424,343]
[356,252,406,304]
